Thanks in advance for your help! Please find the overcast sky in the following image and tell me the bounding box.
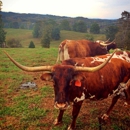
[1,0,130,19]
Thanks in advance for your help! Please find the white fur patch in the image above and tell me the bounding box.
[64,44,70,60]
[91,51,130,64]
[74,92,85,102]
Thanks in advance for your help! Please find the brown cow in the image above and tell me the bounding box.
[56,39,116,62]
[4,50,130,130]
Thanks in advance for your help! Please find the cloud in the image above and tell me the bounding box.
[2,0,130,19]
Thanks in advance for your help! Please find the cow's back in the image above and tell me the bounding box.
[65,40,91,58]
[62,51,130,99]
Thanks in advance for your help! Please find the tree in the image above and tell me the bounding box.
[41,26,51,48]
[32,21,43,38]
[90,22,100,34]
[51,27,60,40]
[41,33,50,48]
[0,0,6,48]
[60,20,71,30]
[73,21,87,32]
[32,19,60,41]
[11,22,19,29]
[29,41,35,48]
[105,25,118,41]
[116,11,130,49]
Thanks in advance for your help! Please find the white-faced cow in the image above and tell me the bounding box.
[56,39,116,62]
[4,50,130,130]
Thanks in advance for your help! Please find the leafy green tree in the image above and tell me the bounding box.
[41,26,51,48]
[72,20,87,32]
[41,33,50,48]
[32,21,43,38]
[90,22,100,34]
[51,27,60,40]
[105,25,118,41]
[29,41,35,48]
[60,20,71,30]
[32,19,59,40]
[0,0,6,48]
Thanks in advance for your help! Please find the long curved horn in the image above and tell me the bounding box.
[100,41,112,46]
[105,38,110,42]
[4,51,52,72]
[100,39,116,46]
[75,49,117,72]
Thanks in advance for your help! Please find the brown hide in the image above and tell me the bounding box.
[42,51,130,129]
[62,51,130,100]
[57,39,108,62]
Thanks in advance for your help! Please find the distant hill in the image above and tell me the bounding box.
[1,11,118,31]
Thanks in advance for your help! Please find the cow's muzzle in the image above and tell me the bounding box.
[54,102,69,110]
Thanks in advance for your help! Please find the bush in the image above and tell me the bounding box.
[29,41,35,48]
[85,34,94,41]
[7,38,22,48]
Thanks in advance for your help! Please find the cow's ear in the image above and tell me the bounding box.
[71,74,84,87]
[73,74,83,81]
[40,72,53,81]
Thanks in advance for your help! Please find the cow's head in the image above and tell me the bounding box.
[4,50,116,110]
[99,39,116,51]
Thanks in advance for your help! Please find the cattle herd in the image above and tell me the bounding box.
[4,39,130,130]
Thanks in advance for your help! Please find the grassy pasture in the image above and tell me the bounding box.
[0,29,130,130]
[4,28,106,48]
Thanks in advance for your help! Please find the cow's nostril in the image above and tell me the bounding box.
[57,103,66,108]
[54,102,69,110]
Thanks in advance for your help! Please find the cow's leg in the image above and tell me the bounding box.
[53,110,65,125]
[103,95,120,119]
[98,95,120,130]
[68,101,83,130]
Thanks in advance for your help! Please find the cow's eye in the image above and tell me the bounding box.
[69,80,73,86]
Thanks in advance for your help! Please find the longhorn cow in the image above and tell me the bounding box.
[4,50,130,130]
[56,39,116,62]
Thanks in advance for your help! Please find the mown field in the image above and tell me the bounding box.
[0,29,130,130]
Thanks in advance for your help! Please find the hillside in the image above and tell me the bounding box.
[1,11,117,30]
[5,28,106,48]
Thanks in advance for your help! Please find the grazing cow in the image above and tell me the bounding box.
[56,39,116,62]
[4,50,130,130]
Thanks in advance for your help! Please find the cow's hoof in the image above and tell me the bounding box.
[53,118,62,125]
[101,114,109,120]
[67,125,75,130]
